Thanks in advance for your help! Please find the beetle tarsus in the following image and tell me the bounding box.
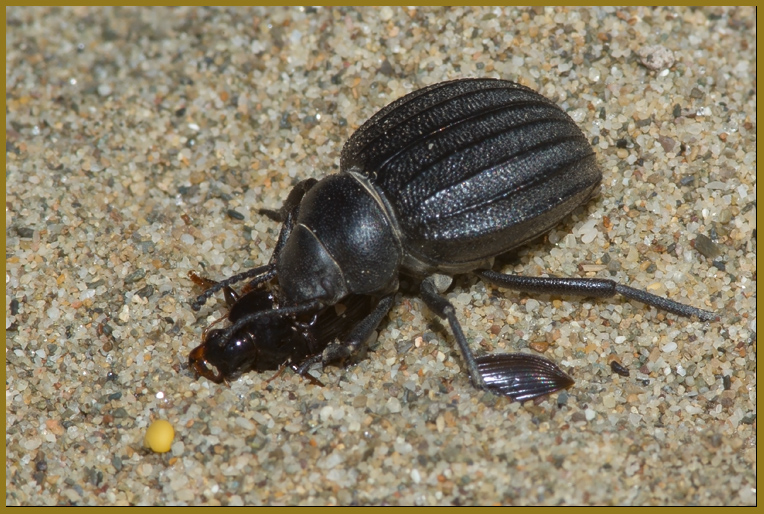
[265,363,288,384]
[289,364,326,387]
[614,284,716,321]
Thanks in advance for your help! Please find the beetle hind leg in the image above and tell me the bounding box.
[421,277,577,401]
[476,270,716,321]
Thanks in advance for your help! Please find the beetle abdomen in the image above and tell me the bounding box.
[341,78,601,273]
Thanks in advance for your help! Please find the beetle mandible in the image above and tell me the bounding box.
[191,78,715,401]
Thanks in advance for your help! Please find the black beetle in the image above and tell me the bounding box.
[191,78,715,402]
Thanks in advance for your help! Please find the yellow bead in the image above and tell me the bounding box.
[144,419,175,453]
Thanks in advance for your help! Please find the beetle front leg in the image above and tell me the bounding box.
[260,178,317,223]
[259,178,318,263]
[193,179,320,312]
[295,294,395,376]
[475,270,716,321]
[191,264,276,311]
[190,180,322,312]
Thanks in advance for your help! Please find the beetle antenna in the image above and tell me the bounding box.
[191,264,277,311]
[220,300,322,341]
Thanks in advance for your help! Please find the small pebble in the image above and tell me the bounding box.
[379,6,394,21]
[386,397,402,414]
[226,209,245,221]
[694,234,722,259]
[610,360,630,377]
[637,44,675,71]
[525,298,540,313]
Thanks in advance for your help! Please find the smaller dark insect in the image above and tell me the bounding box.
[610,360,630,377]
[187,271,375,384]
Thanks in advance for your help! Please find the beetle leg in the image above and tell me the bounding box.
[295,294,395,375]
[222,300,322,343]
[475,270,716,322]
[420,277,486,390]
[200,312,228,341]
[289,364,325,387]
[265,362,290,384]
[222,285,240,307]
[260,178,317,222]
[188,270,218,289]
[192,179,319,312]
[262,178,318,259]
[421,278,574,401]
[239,180,319,293]
[191,264,275,311]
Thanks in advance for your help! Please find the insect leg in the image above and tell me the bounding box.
[476,270,716,322]
[192,179,318,311]
[266,179,318,261]
[420,277,486,390]
[421,277,575,401]
[232,180,321,293]
[188,270,218,289]
[189,271,241,308]
[191,265,275,311]
[259,178,318,224]
[295,294,395,375]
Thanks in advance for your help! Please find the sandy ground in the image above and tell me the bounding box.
[6,6,756,505]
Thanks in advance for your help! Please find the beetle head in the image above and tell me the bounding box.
[277,224,348,306]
